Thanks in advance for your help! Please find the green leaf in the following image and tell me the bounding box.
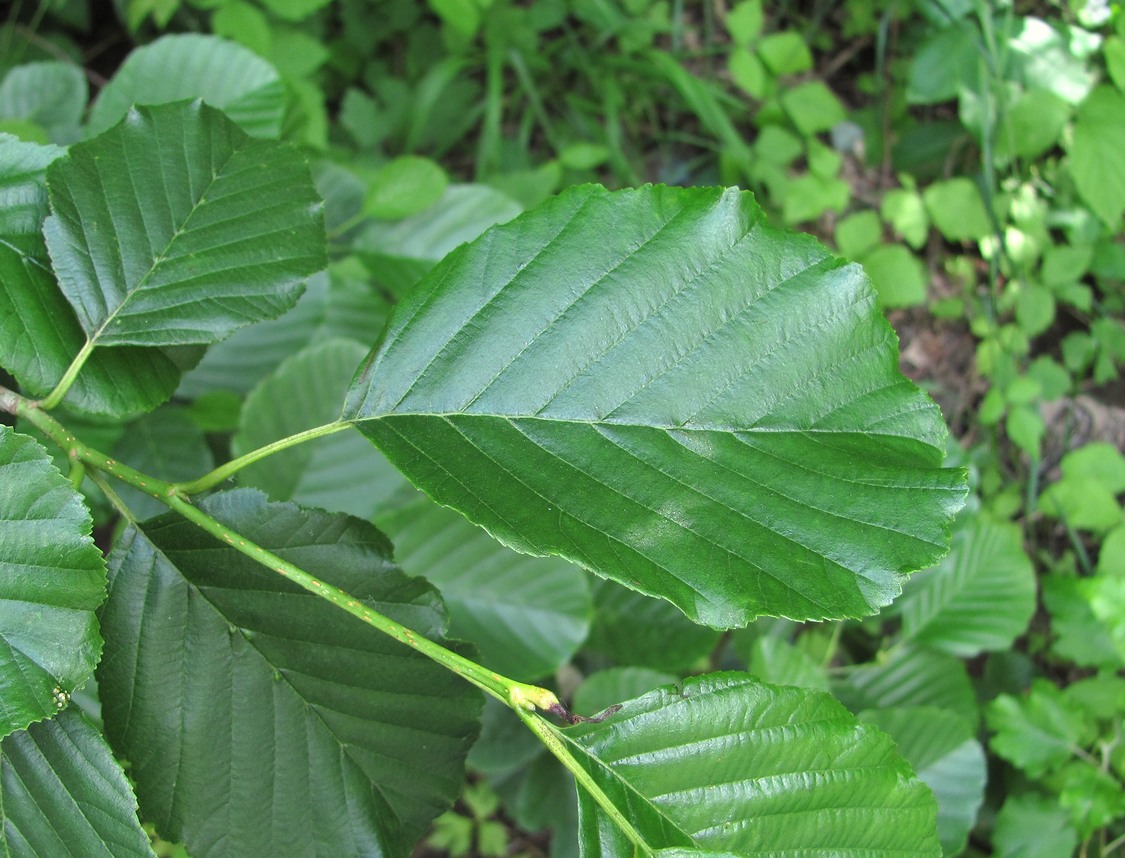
[365,156,449,220]
[177,272,328,398]
[899,517,1036,656]
[0,62,86,144]
[881,187,929,249]
[1070,86,1125,228]
[834,210,882,260]
[907,22,978,105]
[728,48,767,99]
[987,679,1086,777]
[233,339,408,519]
[87,33,286,139]
[97,489,481,856]
[573,667,678,718]
[992,793,1078,858]
[861,243,927,308]
[0,136,182,417]
[1041,573,1123,669]
[779,82,846,135]
[725,0,763,44]
[997,88,1069,161]
[0,709,155,856]
[344,184,966,628]
[860,707,985,856]
[0,426,105,740]
[745,635,830,691]
[377,493,592,681]
[568,673,940,854]
[923,177,992,242]
[586,579,721,672]
[756,31,812,76]
[354,183,522,298]
[45,100,325,349]
[833,645,979,727]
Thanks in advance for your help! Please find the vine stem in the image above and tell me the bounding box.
[174,420,352,495]
[38,339,95,411]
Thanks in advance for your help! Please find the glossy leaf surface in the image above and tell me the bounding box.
[97,490,481,857]
[345,184,966,627]
[0,709,154,857]
[44,100,324,348]
[0,137,180,416]
[0,426,105,739]
[567,673,940,854]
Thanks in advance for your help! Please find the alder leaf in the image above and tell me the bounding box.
[567,673,940,855]
[345,184,967,627]
[44,99,325,349]
[0,426,105,739]
[0,136,181,416]
[0,709,155,857]
[96,489,481,857]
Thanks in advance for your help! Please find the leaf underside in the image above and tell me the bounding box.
[345,184,967,627]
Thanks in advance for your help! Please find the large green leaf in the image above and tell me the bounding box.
[97,489,481,857]
[898,517,1036,656]
[86,34,286,139]
[344,184,966,628]
[44,100,325,349]
[566,673,940,855]
[0,709,155,857]
[0,426,105,740]
[378,493,592,681]
[0,136,181,416]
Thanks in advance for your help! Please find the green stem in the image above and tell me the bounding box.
[160,491,558,712]
[4,384,559,714]
[11,392,185,502]
[514,708,653,857]
[174,421,352,495]
[38,339,95,411]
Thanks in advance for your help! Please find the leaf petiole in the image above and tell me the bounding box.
[38,339,95,411]
[173,420,352,495]
[513,707,654,857]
